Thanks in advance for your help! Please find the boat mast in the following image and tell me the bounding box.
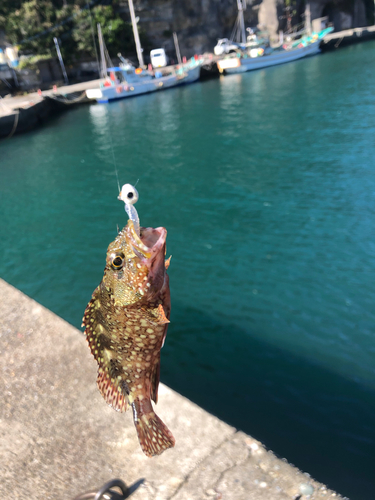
[128,0,144,68]
[97,23,107,79]
[305,3,312,35]
[237,0,247,44]
[173,32,182,66]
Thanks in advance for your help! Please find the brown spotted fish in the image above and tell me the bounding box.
[82,186,174,457]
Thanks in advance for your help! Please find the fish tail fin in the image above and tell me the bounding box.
[132,398,175,457]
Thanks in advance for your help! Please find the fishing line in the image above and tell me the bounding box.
[108,129,156,195]
[108,131,121,194]
[105,108,159,195]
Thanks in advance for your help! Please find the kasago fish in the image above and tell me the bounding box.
[82,184,175,457]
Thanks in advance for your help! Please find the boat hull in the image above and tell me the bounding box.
[218,40,321,75]
[86,65,201,103]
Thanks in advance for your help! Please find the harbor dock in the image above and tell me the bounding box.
[1,24,375,140]
[320,25,375,50]
[0,79,101,139]
[0,57,219,139]
[0,278,345,500]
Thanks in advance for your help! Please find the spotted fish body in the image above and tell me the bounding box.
[82,220,175,457]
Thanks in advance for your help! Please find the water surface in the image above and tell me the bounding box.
[1,41,375,499]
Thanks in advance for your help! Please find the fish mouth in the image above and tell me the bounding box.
[127,220,166,260]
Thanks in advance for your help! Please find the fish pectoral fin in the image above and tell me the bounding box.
[150,359,160,404]
[165,255,172,269]
[97,369,128,413]
[143,304,170,326]
[132,398,175,458]
[156,304,170,324]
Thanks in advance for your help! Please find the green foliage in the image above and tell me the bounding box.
[6,1,76,60]
[18,53,52,70]
[72,5,137,59]
[3,1,152,65]
[0,0,22,30]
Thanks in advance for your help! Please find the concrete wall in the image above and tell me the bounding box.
[0,278,344,500]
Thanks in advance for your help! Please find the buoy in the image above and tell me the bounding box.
[37,89,42,96]
[53,85,57,92]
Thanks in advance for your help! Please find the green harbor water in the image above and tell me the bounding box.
[1,42,375,499]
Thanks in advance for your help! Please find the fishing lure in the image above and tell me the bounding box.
[118,183,140,236]
[82,184,174,457]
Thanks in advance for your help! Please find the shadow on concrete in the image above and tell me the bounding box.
[162,303,375,500]
[73,477,144,500]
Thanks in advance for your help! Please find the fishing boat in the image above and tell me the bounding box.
[216,0,333,75]
[217,28,333,74]
[86,59,201,103]
[86,0,201,103]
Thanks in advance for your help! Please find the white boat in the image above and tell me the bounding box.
[86,0,201,103]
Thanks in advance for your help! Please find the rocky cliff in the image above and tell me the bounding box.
[118,0,371,59]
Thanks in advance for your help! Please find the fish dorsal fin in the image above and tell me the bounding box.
[82,286,101,323]
[150,359,160,404]
[97,369,128,413]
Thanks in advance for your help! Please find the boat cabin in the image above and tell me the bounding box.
[101,65,154,88]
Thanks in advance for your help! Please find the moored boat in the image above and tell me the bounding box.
[86,60,201,103]
[217,28,333,75]
[86,0,201,104]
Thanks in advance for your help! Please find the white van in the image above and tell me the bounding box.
[150,48,168,68]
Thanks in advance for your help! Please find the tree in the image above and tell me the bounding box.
[72,4,152,62]
[5,0,76,60]
[4,1,151,65]
[72,5,134,59]
[0,0,22,30]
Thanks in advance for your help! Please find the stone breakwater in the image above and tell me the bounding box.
[0,278,345,500]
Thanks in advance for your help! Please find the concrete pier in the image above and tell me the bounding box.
[0,79,101,139]
[0,279,345,500]
[320,25,375,51]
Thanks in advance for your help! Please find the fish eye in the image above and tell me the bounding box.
[110,253,125,270]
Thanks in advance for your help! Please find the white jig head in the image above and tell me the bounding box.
[118,183,140,236]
